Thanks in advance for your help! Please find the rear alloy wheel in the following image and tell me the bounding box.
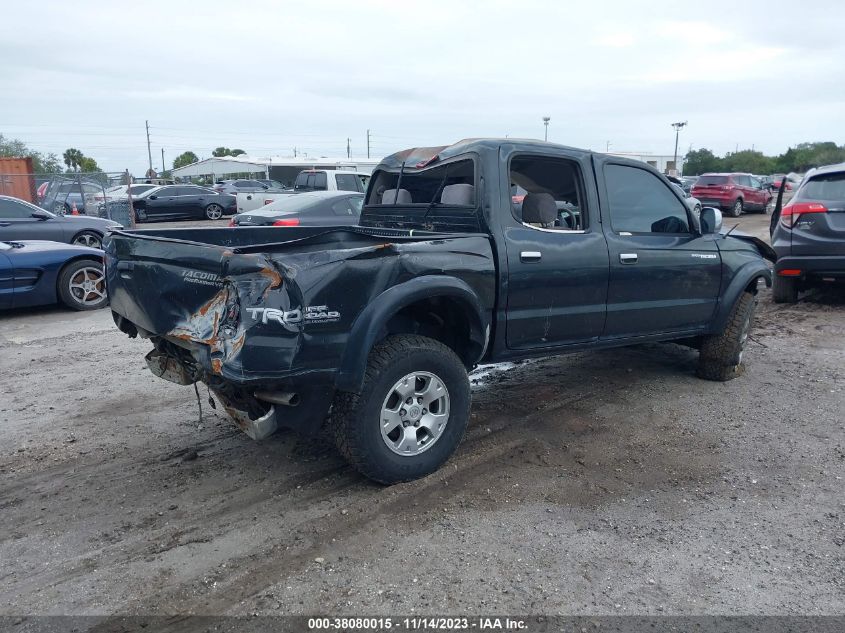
[772,275,799,304]
[205,204,224,220]
[53,202,69,215]
[71,230,103,249]
[58,260,108,311]
[330,334,470,484]
[729,198,743,217]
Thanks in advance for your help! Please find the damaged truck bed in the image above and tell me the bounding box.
[106,138,773,483]
[106,225,495,441]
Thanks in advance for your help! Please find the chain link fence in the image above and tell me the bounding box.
[0,171,140,227]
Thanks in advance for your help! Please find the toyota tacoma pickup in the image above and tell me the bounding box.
[105,139,775,484]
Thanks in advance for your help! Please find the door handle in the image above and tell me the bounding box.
[520,251,542,262]
[0,222,10,227]
[619,253,638,264]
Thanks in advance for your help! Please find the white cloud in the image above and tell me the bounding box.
[0,0,842,171]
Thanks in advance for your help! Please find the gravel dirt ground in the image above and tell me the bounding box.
[1,212,843,617]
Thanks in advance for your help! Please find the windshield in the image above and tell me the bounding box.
[696,175,729,186]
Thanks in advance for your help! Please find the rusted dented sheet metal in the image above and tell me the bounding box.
[105,228,495,385]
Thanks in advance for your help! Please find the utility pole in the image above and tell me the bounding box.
[347,137,351,159]
[145,120,153,175]
[293,147,297,157]
[606,140,611,152]
[161,148,165,173]
[671,121,688,174]
[366,129,371,159]
[543,116,550,141]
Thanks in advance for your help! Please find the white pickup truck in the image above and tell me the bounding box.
[236,169,370,213]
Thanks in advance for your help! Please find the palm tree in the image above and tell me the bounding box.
[63,148,84,172]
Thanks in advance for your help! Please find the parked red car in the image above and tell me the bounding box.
[690,173,772,217]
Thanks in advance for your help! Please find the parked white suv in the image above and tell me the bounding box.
[237,170,370,213]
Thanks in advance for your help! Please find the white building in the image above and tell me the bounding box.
[608,152,683,175]
[171,155,380,187]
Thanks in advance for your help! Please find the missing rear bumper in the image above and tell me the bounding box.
[221,403,278,441]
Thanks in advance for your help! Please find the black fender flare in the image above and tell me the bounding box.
[334,275,489,393]
[709,262,772,334]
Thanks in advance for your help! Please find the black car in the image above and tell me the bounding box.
[131,185,236,222]
[230,191,364,227]
[771,162,845,302]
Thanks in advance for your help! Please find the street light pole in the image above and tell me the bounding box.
[671,121,688,174]
[542,117,550,141]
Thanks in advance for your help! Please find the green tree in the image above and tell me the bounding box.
[775,142,845,173]
[173,151,199,169]
[62,148,85,172]
[722,150,775,175]
[211,147,245,157]
[683,148,723,175]
[78,156,102,173]
[37,153,62,174]
[0,134,62,173]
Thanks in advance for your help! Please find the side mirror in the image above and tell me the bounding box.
[31,210,51,220]
[700,207,722,234]
[148,195,158,200]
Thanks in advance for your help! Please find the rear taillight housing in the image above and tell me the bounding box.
[780,202,827,228]
[272,218,300,226]
[264,199,273,206]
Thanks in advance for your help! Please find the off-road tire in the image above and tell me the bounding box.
[696,291,757,381]
[772,275,799,304]
[329,334,470,484]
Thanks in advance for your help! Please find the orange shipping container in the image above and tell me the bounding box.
[0,157,36,203]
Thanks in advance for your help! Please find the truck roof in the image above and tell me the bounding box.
[377,138,592,170]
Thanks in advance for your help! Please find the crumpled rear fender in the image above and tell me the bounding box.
[334,275,489,393]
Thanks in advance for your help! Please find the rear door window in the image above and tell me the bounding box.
[605,164,690,234]
[335,174,360,191]
[314,172,327,190]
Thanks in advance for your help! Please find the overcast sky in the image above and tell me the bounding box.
[1,0,843,174]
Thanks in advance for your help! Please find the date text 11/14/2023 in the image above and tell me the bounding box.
[307,617,528,630]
